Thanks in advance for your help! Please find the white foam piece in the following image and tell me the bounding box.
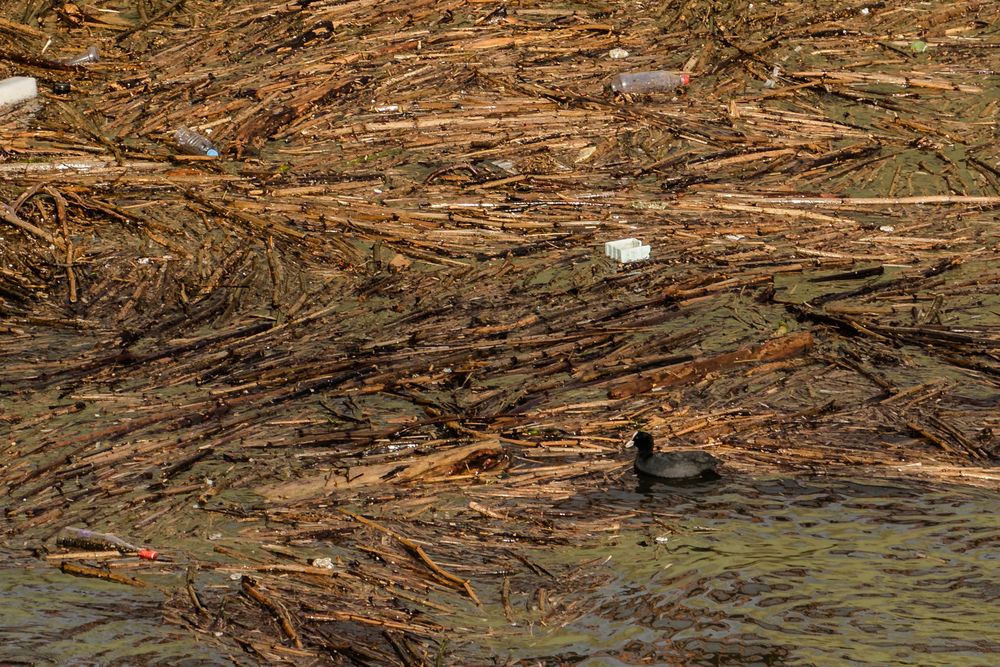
[604,238,651,263]
[0,77,38,107]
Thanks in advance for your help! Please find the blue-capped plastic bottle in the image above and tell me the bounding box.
[174,127,219,157]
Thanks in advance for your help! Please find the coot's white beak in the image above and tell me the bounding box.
[625,431,637,448]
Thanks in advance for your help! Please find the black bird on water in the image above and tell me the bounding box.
[626,431,721,481]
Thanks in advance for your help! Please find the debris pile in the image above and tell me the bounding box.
[2,0,999,662]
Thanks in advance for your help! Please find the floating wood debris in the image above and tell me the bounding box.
[2,0,999,663]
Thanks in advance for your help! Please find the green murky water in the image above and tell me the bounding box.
[477,477,1000,666]
[0,556,232,666]
[1,476,997,665]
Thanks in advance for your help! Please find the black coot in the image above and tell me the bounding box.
[626,431,720,480]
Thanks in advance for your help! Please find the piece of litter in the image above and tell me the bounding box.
[608,48,629,59]
[489,159,517,174]
[62,45,99,66]
[0,77,38,107]
[576,145,597,163]
[879,225,895,233]
[655,536,670,544]
[610,71,688,95]
[312,557,334,569]
[604,238,651,263]
[175,127,219,157]
[763,65,781,89]
[724,234,745,241]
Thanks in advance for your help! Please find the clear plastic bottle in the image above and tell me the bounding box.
[56,526,159,560]
[174,127,220,157]
[610,71,689,94]
[57,526,141,552]
[62,46,99,66]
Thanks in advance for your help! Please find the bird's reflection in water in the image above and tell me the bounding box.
[634,469,722,495]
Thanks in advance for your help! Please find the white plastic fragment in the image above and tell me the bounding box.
[604,238,651,263]
[489,159,517,174]
[0,77,38,107]
[764,65,781,89]
[608,48,630,59]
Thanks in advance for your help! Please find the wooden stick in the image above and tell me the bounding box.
[241,576,303,649]
[789,70,982,93]
[709,192,1000,206]
[304,612,441,636]
[1,204,63,248]
[341,510,481,606]
[59,561,147,588]
[608,333,814,399]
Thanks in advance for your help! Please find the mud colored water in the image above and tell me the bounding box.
[482,477,1000,666]
[0,554,232,666]
[1,477,997,665]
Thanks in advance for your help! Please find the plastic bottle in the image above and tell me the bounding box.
[610,71,689,94]
[56,526,159,560]
[57,526,141,552]
[62,46,99,66]
[174,127,220,157]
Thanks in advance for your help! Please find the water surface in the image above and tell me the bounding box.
[0,554,232,666]
[483,476,1000,666]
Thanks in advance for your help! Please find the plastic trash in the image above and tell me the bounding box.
[610,71,689,95]
[174,127,219,157]
[764,65,781,89]
[0,77,38,107]
[604,238,651,263]
[56,526,159,560]
[52,82,71,95]
[62,45,99,66]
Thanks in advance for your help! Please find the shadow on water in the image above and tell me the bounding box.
[483,475,1000,667]
[633,472,722,496]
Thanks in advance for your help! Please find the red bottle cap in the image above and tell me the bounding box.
[137,549,158,561]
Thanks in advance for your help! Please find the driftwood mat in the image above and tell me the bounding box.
[2,0,999,663]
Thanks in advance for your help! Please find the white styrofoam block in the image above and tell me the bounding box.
[0,77,38,107]
[604,238,639,259]
[604,238,650,263]
[617,244,650,262]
